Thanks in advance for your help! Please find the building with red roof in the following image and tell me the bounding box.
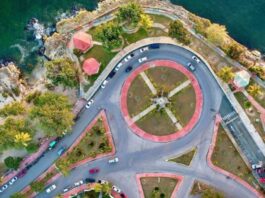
[83,58,100,75]
[73,32,93,52]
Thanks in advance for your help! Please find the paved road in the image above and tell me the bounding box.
[2,44,260,198]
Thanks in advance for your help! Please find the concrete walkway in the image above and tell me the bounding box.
[168,80,191,98]
[132,104,156,122]
[165,107,182,130]
[140,72,157,95]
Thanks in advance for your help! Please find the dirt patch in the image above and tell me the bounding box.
[169,148,196,166]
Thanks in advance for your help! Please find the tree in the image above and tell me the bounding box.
[249,66,265,80]
[45,58,79,88]
[140,14,153,29]
[10,192,27,198]
[116,3,143,27]
[217,66,234,83]
[226,42,245,60]
[96,22,122,50]
[247,84,262,97]
[0,102,25,117]
[56,158,71,176]
[205,24,229,47]
[4,156,22,170]
[190,14,211,37]
[30,180,45,192]
[30,92,74,137]
[168,20,191,45]
[14,132,32,147]
[26,143,39,153]
[93,183,111,194]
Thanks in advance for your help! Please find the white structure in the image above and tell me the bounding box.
[233,70,251,88]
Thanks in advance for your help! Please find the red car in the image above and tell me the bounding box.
[259,178,265,183]
[89,168,100,174]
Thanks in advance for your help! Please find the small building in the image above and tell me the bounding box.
[233,70,251,88]
[73,32,93,52]
[83,58,100,76]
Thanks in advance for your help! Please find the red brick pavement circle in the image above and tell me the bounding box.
[136,173,184,198]
[120,60,203,142]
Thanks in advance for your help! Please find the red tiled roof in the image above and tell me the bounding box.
[73,32,93,52]
[83,58,100,75]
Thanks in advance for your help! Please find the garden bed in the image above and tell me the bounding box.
[169,148,196,166]
[190,181,224,197]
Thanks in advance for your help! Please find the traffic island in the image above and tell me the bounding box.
[168,148,196,166]
[136,173,183,198]
[121,60,203,142]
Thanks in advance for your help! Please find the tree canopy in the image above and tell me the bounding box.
[168,20,191,45]
[30,92,74,137]
[217,66,234,83]
[45,58,79,88]
[30,180,45,192]
[205,24,228,47]
[140,14,153,29]
[0,102,25,117]
[247,84,262,97]
[4,156,22,170]
[116,3,143,26]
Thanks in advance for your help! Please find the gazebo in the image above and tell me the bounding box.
[83,58,100,76]
[73,32,93,52]
[233,70,251,88]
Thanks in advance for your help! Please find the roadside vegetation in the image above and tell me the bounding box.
[169,148,196,166]
[190,181,224,198]
[168,20,191,45]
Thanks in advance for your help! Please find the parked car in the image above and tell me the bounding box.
[17,169,27,178]
[121,193,127,198]
[85,99,94,109]
[125,66,133,73]
[48,140,58,150]
[89,168,100,174]
[63,187,70,193]
[46,184,56,193]
[108,71,116,78]
[101,80,108,89]
[74,180,84,186]
[138,57,147,63]
[259,178,265,183]
[112,185,121,193]
[252,163,263,170]
[9,176,18,185]
[187,62,196,71]
[124,53,134,62]
[85,178,96,183]
[149,43,160,49]
[57,146,66,156]
[98,180,108,184]
[140,47,149,53]
[192,55,200,63]
[1,184,8,192]
[108,157,119,164]
[115,62,123,71]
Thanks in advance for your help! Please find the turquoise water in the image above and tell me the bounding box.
[0,0,264,71]
[170,0,265,53]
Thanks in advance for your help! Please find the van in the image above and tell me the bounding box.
[149,43,160,49]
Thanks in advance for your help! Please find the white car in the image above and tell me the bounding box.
[74,180,84,186]
[108,157,119,164]
[9,176,18,185]
[115,62,123,71]
[252,163,263,170]
[46,184,56,193]
[138,57,147,63]
[112,185,121,193]
[124,54,134,62]
[187,62,196,72]
[85,99,94,109]
[192,55,200,63]
[98,180,108,184]
[101,80,108,89]
[1,184,8,192]
[140,47,149,53]
[63,187,69,193]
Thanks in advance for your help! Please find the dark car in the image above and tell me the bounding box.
[108,71,116,78]
[125,66,133,73]
[57,146,66,156]
[85,178,96,183]
[17,169,27,178]
[149,43,160,49]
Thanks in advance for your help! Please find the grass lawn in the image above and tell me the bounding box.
[148,14,173,28]
[81,45,117,87]
[141,177,177,198]
[169,148,196,166]
[80,190,111,198]
[145,66,188,93]
[212,125,258,188]
[136,108,177,136]
[234,92,265,141]
[170,85,196,126]
[123,27,149,44]
[190,181,224,197]
[127,75,154,117]
[0,163,8,178]
[58,118,111,167]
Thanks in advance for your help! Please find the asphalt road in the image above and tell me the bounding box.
[2,44,260,198]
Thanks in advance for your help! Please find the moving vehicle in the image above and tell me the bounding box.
[74,180,84,186]
[48,140,58,150]
[108,157,119,164]
[8,176,18,185]
[112,185,121,193]
[57,146,66,156]
[192,55,200,63]
[101,80,108,89]
[46,184,56,193]
[125,66,133,73]
[138,57,147,63]
[187,63,196,72]
[149,43,160,49]
[140,47,149,52]
[89,168,100,174]
[85,99,94,109]
[85,178,96,183]
[115,62,123,71]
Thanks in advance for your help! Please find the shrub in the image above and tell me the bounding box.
[4,156,22,170]
[30,180,45,192]
[26,143,39,153]
[168,20,191,45]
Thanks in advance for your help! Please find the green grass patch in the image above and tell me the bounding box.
[141,177,177,198]
[190,181,224,198]
[169,148,196,166]
[212,125,258,188]
[123,27,149,44]
[148,14,173,28]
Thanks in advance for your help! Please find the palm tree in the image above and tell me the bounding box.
[218,66,234,83]
[247,84,262,97]
[14,132,32,147]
